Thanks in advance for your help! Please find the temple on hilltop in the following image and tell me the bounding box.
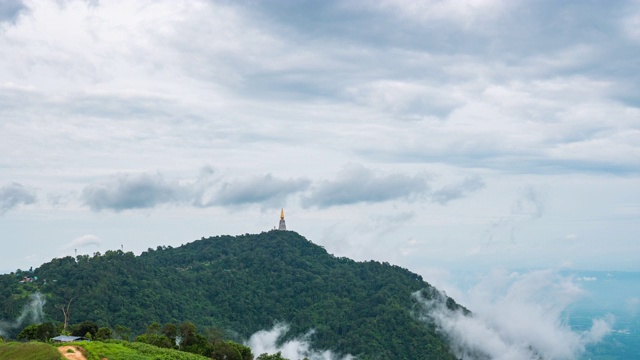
[278,208,287,230]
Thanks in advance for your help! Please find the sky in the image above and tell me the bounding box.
[1,0,639,276]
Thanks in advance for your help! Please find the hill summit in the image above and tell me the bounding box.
[1,231,463,359]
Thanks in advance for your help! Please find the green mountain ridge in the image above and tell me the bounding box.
[1,231,463,359]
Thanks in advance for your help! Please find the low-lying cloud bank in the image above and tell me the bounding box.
[0,292,45,338]
[246,323,353,360]
[414,270,614,360]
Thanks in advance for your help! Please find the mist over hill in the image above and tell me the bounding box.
[0,231,464,359]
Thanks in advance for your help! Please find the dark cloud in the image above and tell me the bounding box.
[431,175,485,205]
[0,182,36,214]
[210,174,310,207]
[82,173,182,211]
[0,0,27,24]
[302,165,428,208]
[82,171,310,211]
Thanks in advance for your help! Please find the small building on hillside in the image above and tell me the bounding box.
[51,335,89,343]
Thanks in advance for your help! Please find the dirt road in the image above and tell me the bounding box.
[57,346,88,360]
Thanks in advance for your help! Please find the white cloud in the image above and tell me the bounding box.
[621,3,640,42]
[414,270,614,360]
[345,80,461,119]
[64,234,101,250]
[371,0,510,29]
[245,323,353,360]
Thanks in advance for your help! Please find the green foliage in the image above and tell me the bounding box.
[0,231,465,359]
[256,352,289,360]
[0,341,62,360]
[178,321,198,350]
[95,327,112,341]
[114,325,132,341]
[162,323,177,345]
[16,323,58,342]
[70,320,99,338]
[132,321,252,359]
[210,341,242,360]
[134,321,175,349]
[135,333,173,349]
[227,341,253,360]
[182,333,210,357]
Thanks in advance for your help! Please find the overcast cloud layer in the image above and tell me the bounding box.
[0,0,639,277]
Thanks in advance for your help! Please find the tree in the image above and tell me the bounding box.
[135,332,173,349]
[146,321,161,336]
[55,296,77,335]
[162,323,178,347]
[135,322,173,348]
[206,326,225,345]
[17,324,39,341]
[175,322,212,355]
[71,320,99,338]
[95,327,112,341]
[16,322,57,342]
[256,352,290,360]
[211,341,243,360]
[178,322,198,350]
[227,341,254,360]
[114,324,132,341]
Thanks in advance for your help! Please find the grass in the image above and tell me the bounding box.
[59,340,210,360]
[0,340,210,360]
[0,341,62,360]
[64,341,148,360]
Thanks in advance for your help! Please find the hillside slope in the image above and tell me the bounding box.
[1,231,463,359]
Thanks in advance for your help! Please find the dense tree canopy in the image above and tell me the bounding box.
[0,231,463,359]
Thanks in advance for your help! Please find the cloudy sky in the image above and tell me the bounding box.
[1,0,639,275]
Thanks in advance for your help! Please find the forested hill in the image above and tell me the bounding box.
[1,231,463,359]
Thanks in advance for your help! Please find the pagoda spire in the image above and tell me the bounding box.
[278,208,287,230]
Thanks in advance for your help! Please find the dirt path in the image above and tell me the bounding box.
[57,346,88,360]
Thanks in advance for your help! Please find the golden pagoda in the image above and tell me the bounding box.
[278,208,286,230]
